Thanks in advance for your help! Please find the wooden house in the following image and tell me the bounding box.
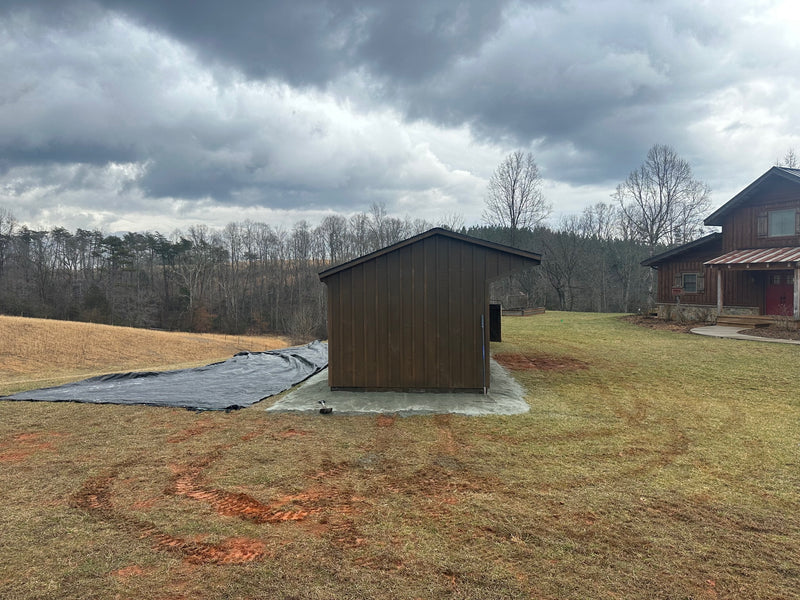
[318,228,541,393]
[643,166,800,324]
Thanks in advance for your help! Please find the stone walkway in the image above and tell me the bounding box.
[691,325,800,345]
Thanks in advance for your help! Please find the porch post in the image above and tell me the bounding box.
[794,266,800,320]
[716,269,723,316]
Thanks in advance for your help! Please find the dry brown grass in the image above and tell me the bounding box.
[1,312,799,599]
[0,316,289,395]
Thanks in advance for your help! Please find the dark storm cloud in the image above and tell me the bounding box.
[2,0,800,230]
[86,0,742,185]
[395,1,736,182]
[98,0,514,86]
[0,0,518,211]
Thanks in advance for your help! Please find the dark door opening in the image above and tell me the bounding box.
[489,303,502,342]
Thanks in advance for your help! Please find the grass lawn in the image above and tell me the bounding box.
[1,312,798,599]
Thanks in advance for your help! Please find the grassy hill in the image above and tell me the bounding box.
[1,312,798,599]
[0,316,289,396]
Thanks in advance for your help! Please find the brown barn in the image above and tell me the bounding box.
[643,166,800,324]
[318,228,541,393]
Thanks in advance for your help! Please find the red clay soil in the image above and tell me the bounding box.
[168,465,316,523]
[0,432,63,462]
[71,472,269,564]
[69,438,367,564]
[166,419,217,443]
[111,565,146,578]
[148,532,267,565]
[70,417,458,565]
[275,428,311,438]
[376,414,396,428]
[494,352,589,372]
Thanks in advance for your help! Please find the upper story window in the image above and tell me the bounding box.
[757,208,799,238]
[768,209,796,237]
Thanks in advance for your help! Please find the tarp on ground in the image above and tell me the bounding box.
[2,341,328,411]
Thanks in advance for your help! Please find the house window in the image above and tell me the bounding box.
[682,273,698,293]
[768,209,796,237]
[674,271,704,294]
[770,273,794,285]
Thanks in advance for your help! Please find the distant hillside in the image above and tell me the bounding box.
[0,316,289,395]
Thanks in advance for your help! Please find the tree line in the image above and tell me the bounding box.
[0,201,659,340]
[1,143,716,338]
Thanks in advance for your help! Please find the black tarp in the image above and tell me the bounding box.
[2,341,328,411]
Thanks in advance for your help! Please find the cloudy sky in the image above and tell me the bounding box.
[2,0,799,234]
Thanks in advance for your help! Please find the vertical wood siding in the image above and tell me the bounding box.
[722,178,800,251]
[325,234,532,391]
[658,261,763,310]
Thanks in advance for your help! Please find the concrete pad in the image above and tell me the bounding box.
[691,325,800,344]
[266,359,529,416]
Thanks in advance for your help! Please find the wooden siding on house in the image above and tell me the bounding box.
[321,230,538,392]
[651,238,764,310]
[720,177,800,251]
[646,168,800,318]
[655,258,714,305]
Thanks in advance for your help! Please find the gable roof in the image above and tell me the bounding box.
[319,227,541,281]
[640,232,722,268]
[704,166,800,226]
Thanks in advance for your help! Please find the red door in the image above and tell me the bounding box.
[765,272,794,315]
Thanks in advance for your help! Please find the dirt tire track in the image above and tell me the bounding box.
[167,418,216,443]
[71,472,267,564]
[168,465,315,523]
[494,352,589,371]
[433,414,457,455]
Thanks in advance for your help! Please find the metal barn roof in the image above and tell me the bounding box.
[319,228,541,280]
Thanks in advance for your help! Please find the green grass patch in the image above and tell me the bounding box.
[1,311,799,599]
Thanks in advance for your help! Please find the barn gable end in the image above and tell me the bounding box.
[319,228,541,392]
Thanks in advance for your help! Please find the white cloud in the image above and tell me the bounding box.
[3,0,800,235]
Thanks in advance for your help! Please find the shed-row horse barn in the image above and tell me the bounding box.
[319,228,541,393]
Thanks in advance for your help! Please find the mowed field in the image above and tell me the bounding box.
[1,313,799,599]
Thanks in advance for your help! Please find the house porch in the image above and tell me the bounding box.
[704,247,800,324]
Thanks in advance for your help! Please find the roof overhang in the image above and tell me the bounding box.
[640,233,722,268]
[319,227,541,281]
[704,166,800,227]
[704,246,800,269]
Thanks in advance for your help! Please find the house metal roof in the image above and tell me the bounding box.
[704,246,800,267]
[704,167,800,227]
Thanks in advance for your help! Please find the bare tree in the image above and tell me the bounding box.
[579,202,620,240]
[483,151,551,246]
[437,213,464,232]
[777,148,799,168]
[615,144,711,253]
[0,207,16,279]
[540,216,584,311]
[318,215,349,265]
